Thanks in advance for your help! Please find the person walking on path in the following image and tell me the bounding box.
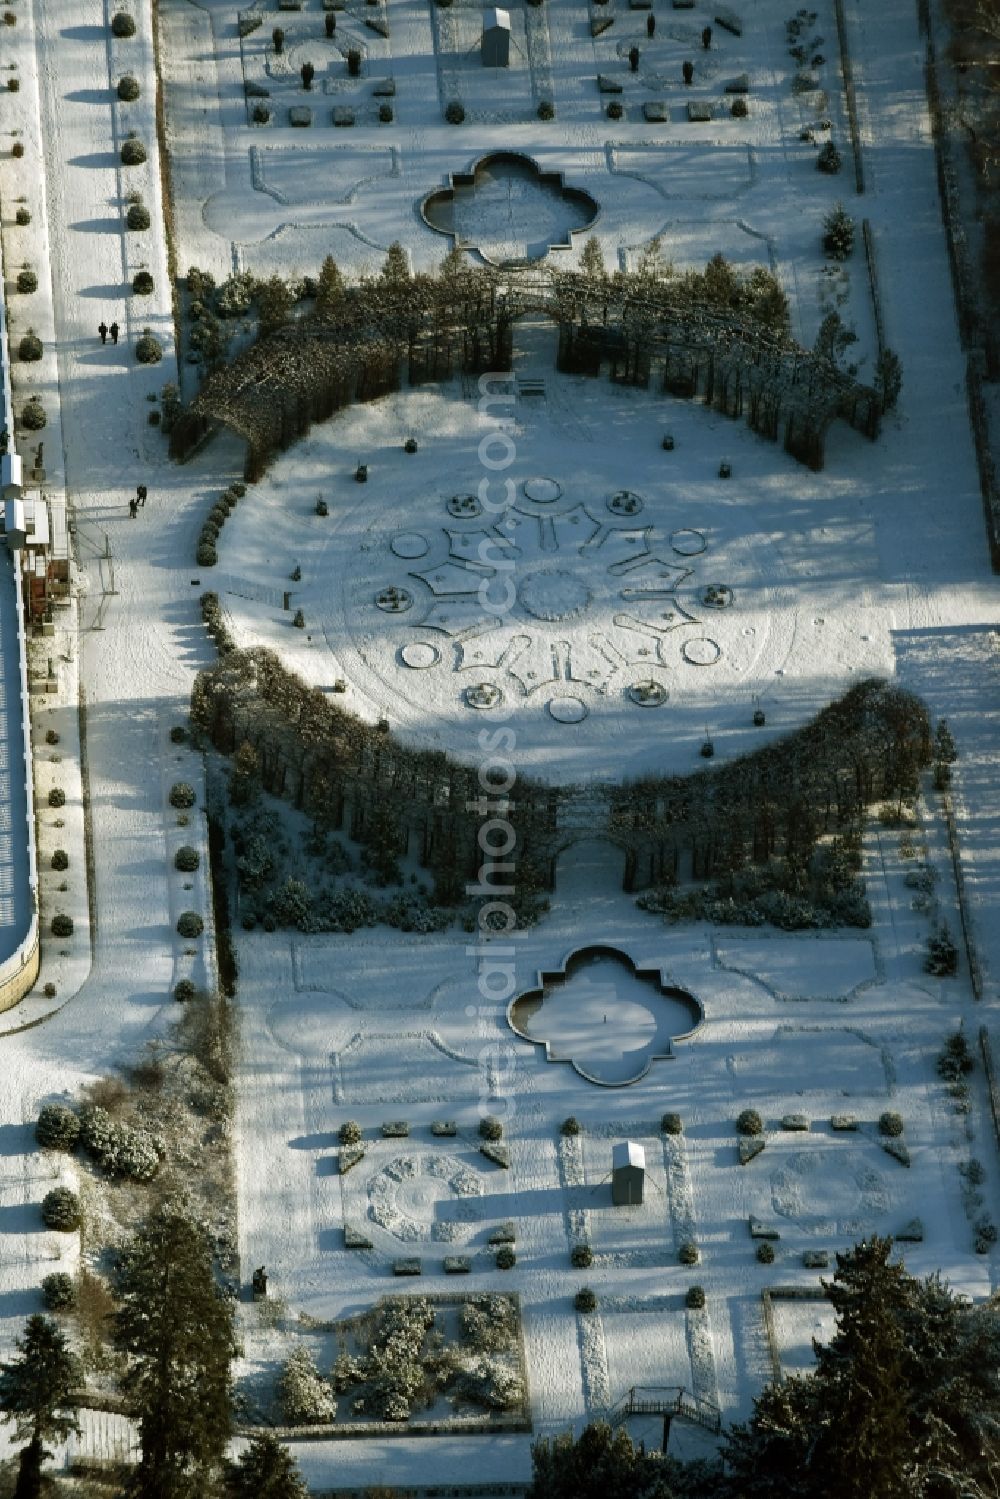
[109,321,119,346]
[128,497,138,519]
[137,484,147,507]
[98,321,108,345]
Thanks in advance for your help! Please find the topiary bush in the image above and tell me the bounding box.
[378,103,393,123]
[561,1117,580,1136]
[36,1103,80,1151]
[169,782,196,809]
[48,787,66,808]
[661,1112,683,1135]
[445,100,465,124]
[51,849,69,871]
[174,846,199,873]
[17,267,38,294]
[279,1347,337,1425]
[678,1240,699,1266]
[127,203,151,231]
[135,328,163,363]
[479,1115,503,1141]
[197,542,218,567]
[117,74,140,101]
[51,913,74,938]
[570,1243,592,1269]
[12,140,24,158]
[174,978,196,1003]
[737,1109,763,1137]
[817,139,842,173]
[20,397,46,430]
[756,1242,775,1264]
[41,1188,81,1232]
[339,1120,362,1145]
[111,11,136,36]
[575,1287,596,1312]
[938,1031,974,1082]
[731,96,748,117]
[121,135,146,165]
[177,911,204,938]
[925,924,958,976]
[132,269,154,295]
[495,1245,516,1270]
[607,100,623,119]
[15,206,30,225]
[19,329,42,361]
[685,1285,706,1309]
[879,1111,904,1138]
[538,99,554,120]
[42,1272,77,1311]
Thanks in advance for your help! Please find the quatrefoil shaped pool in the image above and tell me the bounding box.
[507,945,703,1086]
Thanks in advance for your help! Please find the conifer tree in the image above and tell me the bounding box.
[227,1433,308,1499]
[115,1201,237,1499]
[315,255,345,319]
[0,1314,81,1499]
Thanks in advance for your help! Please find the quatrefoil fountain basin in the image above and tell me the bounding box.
[508,946,703,1086]
[421,152,600,266]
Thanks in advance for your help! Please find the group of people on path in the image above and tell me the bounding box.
[98,320,120,345]
[129,484,147,519]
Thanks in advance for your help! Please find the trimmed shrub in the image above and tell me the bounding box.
[607,100,623,119]
[575,1287,596,1312]
[315,498,328,517]
[51,913,74,938]
[538,99,554,120]
[378,103,393,123]
[685,1285,706,1309]
[823,202,855,259]
[817,139,842,174]
[252,103,270,124]
[678,1240,699,1266]
[404,437,418,453]
[347,48,361,77]
[117,74,140,101]
[45,729,60,745]
[174,845,200,872]
[132,270,154,295]
[15,206,31,225]
[12,140,24,157]
[111,11,136,36]
[42,1272,77,1311]
[48,787,66,808]
[169,782,196,809]
[79,1105,161,1180]
[177,911,204,938]
[127,203,151,231]
[279,1347,336,1425]
[8,76,19,92]
[135,329,163,363]
[495,1245,516,1270]
[445,100,465,124]
[926,924,959,976]
[756,1242,775,1264]
[879,1111,904,1138]
[121,135,147,165]
[338,1120,362,1145]
[293,609,305,629]
[731,96,748,117]
[36,1103,80,1151]
[41,1188,81,1232]
[17,267,38,293]
[174,978,196,1003]
[197,542,218,567]
[570,1243,592,1268]
[737,1108,763,1137]
[19,328,43,360]
[561,1117,581,1136]
[661,1112,683,1135]
[51,849,69,871]
[479,1115,503,1141]
[938,1031,974,1082]
[43,982,56,998]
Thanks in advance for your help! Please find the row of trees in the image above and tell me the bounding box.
[527,1237,1000,1499]
[171,241,885,478]
[0,1201,306,1498]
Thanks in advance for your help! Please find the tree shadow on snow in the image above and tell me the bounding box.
[69,217,124,236]
[64,88,113,106]
[68,152,120,171]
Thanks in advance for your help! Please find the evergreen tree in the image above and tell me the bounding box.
[381,241,410,285]
[315,254,345,319]
[227,1433,308,1499]
[579,236,606,280]
[0,1314,81,1499]
[115,1201,237,1499]
[255,276,292,336]
[527,1421,722,1499]
[822,202,855,260]
[934,718,958,764]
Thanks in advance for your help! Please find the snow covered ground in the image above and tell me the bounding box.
[0,0,998,1488]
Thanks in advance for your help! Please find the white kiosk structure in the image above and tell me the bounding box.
[611,1141,646,1206]
[482,7,511,67]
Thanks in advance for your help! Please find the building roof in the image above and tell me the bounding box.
[612,1140,645,1172]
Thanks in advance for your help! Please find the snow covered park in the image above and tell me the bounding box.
[1,0,1000,1489]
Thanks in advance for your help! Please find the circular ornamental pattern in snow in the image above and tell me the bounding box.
[391,533,431,560]
[448,493,482,519]
[607,490,645,517]
[770,1150,889,1236]
[400,641,441,670]
[518,569,591,622]
[681,637,722,667]
[548,695,588,723]
[368,1153,485,1243]
[670,528,708,557]
[523,476,563,504]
